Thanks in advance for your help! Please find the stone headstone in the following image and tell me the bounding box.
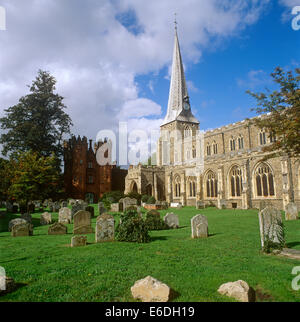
[170,202,180,208]
[68,199,76,206]
[49,202,54,212]
[85,206,95,218]
[53,202,60,212]
[95,214,115,243]
[285,202,298,221]
[71,235,87,247]
[121,197,137,210]
[48,222,67,235]
[59,207,72,224]
[196,201,205,209]
[259,200,268,211]
[61,201,68,208]
[8,218,27,232]
[73,210,93,235]
[21,213,32,223]
[40,212,52,225]
[191,215,208,238]
[131,276,171,302]
[71,203,84,218]
[11,222,33,237]
[110,203,120,212]
[218,280,256,302]
[98,202,107,215]
[258,206,284,249]
[0,276,17,295]
[163,213,179,229]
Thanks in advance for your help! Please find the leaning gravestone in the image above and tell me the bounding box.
[285,203,298,221]
[96,214,115,243]
[258,206,284,250]
[40,212,52,225]
[59,207,72,224]
[8,218,27,232]
[191,215,208,238]
[85,206,95,218]
[48,222,67,235]
[163,213,179,229]
[11,223,33,237]
[71,235,87,247]
[73,211,93,235]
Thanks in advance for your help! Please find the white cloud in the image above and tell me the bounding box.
[0,0,271,162]
[237,70,271,89]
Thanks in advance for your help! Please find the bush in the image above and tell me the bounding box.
[145,210,169,231]
[141,194,150,203]
[146,196,156,204]
[115,210,150,243]
[102,191,124,203]
[124,192,142,205]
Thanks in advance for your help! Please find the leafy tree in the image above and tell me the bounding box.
[247,67,300,158]
[8,151,63,205]
[0,158,11,201]
[0,70,73,160]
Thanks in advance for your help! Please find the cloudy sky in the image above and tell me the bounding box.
[0,0,299,163]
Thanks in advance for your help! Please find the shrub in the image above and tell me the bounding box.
[145,210,169,231]
[146,196,156,204]
[124,192,142,205]
[116,210,150,243]
[141,194,150,203]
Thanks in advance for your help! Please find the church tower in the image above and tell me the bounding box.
[157,25,200,167]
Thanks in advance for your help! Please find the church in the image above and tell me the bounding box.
[124,27,300,211]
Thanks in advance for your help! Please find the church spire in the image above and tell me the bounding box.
[162,21,199,126]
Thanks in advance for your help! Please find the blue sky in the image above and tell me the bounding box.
[0,0,299,161]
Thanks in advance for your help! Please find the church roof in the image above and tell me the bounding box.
[161,28,199,126]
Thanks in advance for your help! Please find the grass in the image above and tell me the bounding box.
[0,205,300,302]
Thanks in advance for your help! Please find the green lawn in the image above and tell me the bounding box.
[0,206,300,302]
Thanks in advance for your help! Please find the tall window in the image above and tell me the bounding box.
[206,171,218,198]
[184,126,192,138]
[259,130,266,145]
[270,132,276,143]
[230,138,236,151]
[88,162,93,169]
[207,144,211,156]
[230,166,243,197]
[174,176,181,198]
[188,178,196,197]
[192,146,196,159]
[238,136,244,150]
[213,141,218,154]
[255,163,275,197]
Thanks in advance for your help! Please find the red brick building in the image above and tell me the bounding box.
[63,136,127,203]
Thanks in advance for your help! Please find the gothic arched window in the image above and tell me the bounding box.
[206,171,218,198]
[259,130,266,145]
[238,136,244,150]
[230,166,242,197]
[230,138,236,151]
[207,144,211,156]
[213,141,218,154]
[174,176,181,198]
[255,163,275,197]
[188,178,196,197]
[184,126,192,138]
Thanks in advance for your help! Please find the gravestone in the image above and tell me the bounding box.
[21,213,32,223]
[68,199,76,206]
[121,197,137,210]
[258,206,284,249]
[71,203,84,218]
[259,200,269,211]
[85,206,95,218]
[98,202,107,215]
[163,213,179,229]
[285,202,298,221]
[49,202,54,212]
[73,210,93,235]
[95,214,115,243]
[8,218,27,232]
[40,212,52,225]
[196,201,205,209]
[110,203,120,212]
[6,201,13,213]
[177,203,183,209]
[59,207,72,224]
[48,222,67,235]
[61,201,68,208]
[71,235,87,247]
[11,223,33,237]
[53,202,60,212]
[191,215,208,238]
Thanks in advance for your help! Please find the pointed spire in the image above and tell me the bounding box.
[162,21,199,126]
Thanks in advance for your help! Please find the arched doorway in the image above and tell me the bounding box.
[130,181,138,193]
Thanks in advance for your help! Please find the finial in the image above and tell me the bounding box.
[174,13,177,31]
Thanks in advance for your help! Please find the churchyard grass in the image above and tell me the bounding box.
[0,206,300,302]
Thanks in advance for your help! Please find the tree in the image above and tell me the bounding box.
[247,67,300,158]
[0,70,73,160]
[8,151,63,205]
[0,158,11,201]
